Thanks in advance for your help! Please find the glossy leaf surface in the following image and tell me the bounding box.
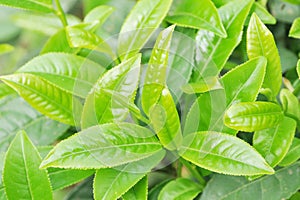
[118,0,172,60]
[158,178,202,200]
[253,116,297,167]
[180,131,274,175]
[0,0,53,13]
[17,53,106,98]
[122,176,148,200]
[194,0,253,78]
[224,102,283,132]
[165,0,226,37]
[3,131,52,199]
[184,57,266,135]
[0,73,82,125]
[142,25,174,115]
[280,138,300,166]
[81,54,140,128]
[41,123,162,169]
[149,88,182,150]
[289,17,300,39]
[247,13,282,96]
[94,151,164,200]
[201,162,300,200]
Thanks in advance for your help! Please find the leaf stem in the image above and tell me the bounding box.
[179,158,206,186]
[54,0,68,27]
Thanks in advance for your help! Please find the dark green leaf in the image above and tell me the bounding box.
[122,176,148,200]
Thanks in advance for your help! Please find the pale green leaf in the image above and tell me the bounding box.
[165,0,226,37]
[0,187,6,200]
[0,0,53,13]
[253,116,297,167]
[180,131,274,176]
[158,178,202,200]
[182,76,222,94]
[94,151,164,200]
[3,131,52,199]
[40,123,162,169]
[280,138,300,166]
[81,54,140,128]
[297,59,300,78]
[184,57,267,135]
[289,17,300,38]
[0,153,4,185]
[122,176,148,200]
[0,73,82,125]
[194,0,253,78]
[245,2,276,25]
[118,0,172,60]
[224,102,284,132]
[247,13,282,96]
[17,53,106,98]
[200,162,300,200]
[149,87,182,150]
[0,83,15,99]
[280,88,300,121]
[0,44,13,55]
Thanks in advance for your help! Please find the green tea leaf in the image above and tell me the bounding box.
[0,0,53,13]
[142,25,174,115]
[0,44,13,55]
[253,116,297,167]
[280,88,300,121]
[181,76,222,94]
[81,54,140,128]
[3,131,52,199]
[122,176,148,200]
[118,0,172,60]
[247,13,282,96]
[94,151,164,200]
[0,153,4,185]
[0,73,82,125]
[194,0,253,78]
[180,131,274,175]
[289,17,300,39]
[184,57,267,135]
[40,123,162,169]
[165,0,226,37]
[149,87,182,150]
[17,53,106,98]
[0,187,6,200]
[0,83,16,99]
[224,102,284,132]
[200,162,300,200]
[297,59,300,78]
[158,178,202,200]
[245,2,276,25]
[280,138,300,166]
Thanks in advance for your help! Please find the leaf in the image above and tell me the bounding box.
[40,123,162,169]
[81,54,140,128]
[0,187,6,200]
[117,0,172,60]
[245,2,276,25]
[280,88,300,121]
[65,177,94,200]
[0,0,53,13]
[142,25,175,115]
[158,178,202,200]
[17,53,106,98]
[200,162,300,200]
[148,179,171,200]
[149,88,182,150]
[280,138,300,166]
[247,13,282,96]
[0,83,15,99]
[289,17,300,39]
[165,0,226,37]
[0,44,13,55]
[122,176,148,200]
[94,151,164,200]
[83,5,115,31]
[182,76,222,94]
[184,57,267,135]
[3,131,52,199]
[194,0,253,78]
[297,59,300,79]
[0,95,69,152]
[12,13,80,36]
[253,116,297,167]
[180,131,274,176]
[0,73,82,126]
[0,153,4,185]
[224,102,284,132]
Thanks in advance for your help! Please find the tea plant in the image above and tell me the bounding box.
[0,0,300,199]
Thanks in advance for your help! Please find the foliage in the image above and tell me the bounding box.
[0,0,300,199]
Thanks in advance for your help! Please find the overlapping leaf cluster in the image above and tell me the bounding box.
[0,0,300,199]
